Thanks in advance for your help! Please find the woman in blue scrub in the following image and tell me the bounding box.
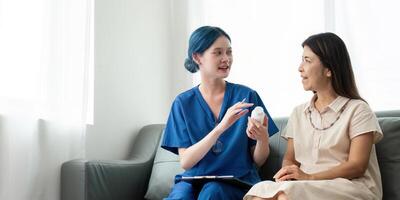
[162,26,279,200]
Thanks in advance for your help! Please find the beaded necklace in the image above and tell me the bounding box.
[308,99,350,131]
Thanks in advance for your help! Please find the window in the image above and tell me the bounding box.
[190,0,400,117]
[0,0,94,123]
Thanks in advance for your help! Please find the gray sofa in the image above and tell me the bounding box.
[61,110,400,200]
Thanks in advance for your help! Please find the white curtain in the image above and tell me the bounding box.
[189,0,400,117]
[334,0,400,112]
[0,0,93,199]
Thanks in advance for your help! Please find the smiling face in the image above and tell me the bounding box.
[193,36,232,80]
[299,45,332,92]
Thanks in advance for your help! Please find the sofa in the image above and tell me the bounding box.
[61,110,400,200]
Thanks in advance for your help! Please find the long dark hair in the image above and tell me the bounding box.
[302,32,364,101]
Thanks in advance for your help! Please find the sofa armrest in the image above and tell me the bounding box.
[61,159,152,200]
[61,124,165,200]
[61,159,86,200]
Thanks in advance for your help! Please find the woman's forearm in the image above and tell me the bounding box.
[281,138,299,167]
[310,161,367,180]
[178,126,224,170]
[252,139,270,167]
[311,133,374,180]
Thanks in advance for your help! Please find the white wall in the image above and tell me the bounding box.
[87,0,191,159]
[169,1,193,97]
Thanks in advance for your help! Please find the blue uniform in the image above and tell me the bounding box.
[162,82,279,200]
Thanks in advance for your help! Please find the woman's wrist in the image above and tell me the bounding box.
[213,124,225,136]
[256,137,269,146]
[308,173,316,180]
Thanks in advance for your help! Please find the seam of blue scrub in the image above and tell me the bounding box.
[161,81,280,199]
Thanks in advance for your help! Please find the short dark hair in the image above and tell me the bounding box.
[302,32,363,101]
[184,26,231,73]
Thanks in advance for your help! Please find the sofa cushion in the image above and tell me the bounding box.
[145,133,184,200]
[376,117,400,200]
[258,117,288,180]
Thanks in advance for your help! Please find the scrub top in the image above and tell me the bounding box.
[161,81,279,184]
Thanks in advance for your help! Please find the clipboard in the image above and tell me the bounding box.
[177,175,254,190]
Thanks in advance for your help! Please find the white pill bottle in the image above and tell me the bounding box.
[251,106,265,123]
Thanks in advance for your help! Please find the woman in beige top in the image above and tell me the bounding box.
[244,32,383,200]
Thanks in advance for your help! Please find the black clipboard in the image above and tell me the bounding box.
[177,175,254,190]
